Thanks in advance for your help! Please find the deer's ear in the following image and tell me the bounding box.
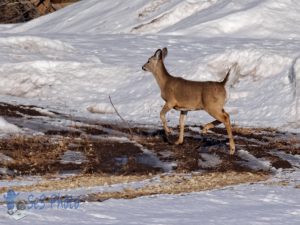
[154,49,162,59]
[162,47,168,59]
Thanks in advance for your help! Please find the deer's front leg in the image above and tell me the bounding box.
[175,111,187,145]
[160,104,172,135]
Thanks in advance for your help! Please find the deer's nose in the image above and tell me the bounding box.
[142,66,146,71]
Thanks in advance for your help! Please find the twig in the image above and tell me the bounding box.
[109,95,134,138]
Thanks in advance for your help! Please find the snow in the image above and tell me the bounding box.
[31,107,56,117]
[0,175,299,224]
[0,153,299,224]
[0,117,21,134]
[0,34,299,131]
[0,153,14,177]
[0,1,299,131]
[237,150,275,172]
[60,150,88,165]
[6,0,300,40]
[87,103,115,114]
[0,177,43,188]
[0,0,300,223]
[163,0,300,39]
[138,146,176,172]
[0,176,162,206]
[198,153,222,168]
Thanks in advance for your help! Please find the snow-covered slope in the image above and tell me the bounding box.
[163,0,300,39]
[7,0,217,34]
[0,0,300,131]
[0,1,300,224]
[8,0,300,40]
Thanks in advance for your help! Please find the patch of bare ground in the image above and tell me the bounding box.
[0,102,299,198]
[0,115,297,177]
[0,135,162,177]
[206,126,299,164]
[0,135,69,175]
[0,103,46,117]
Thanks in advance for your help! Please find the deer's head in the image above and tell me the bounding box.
[142,48,168,72]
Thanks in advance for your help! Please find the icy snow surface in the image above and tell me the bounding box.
[0,0,299,132]
[0,0,300,224]
[0,117,21,134]
[0,171,299,224]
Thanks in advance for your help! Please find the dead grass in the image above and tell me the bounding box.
[0,135,73,175]
[86,171,269,201]
[1,124,297,177]
[0,134,161,176]
[265,181,290,187]
[0,174,150,194]
[0,171,269,201]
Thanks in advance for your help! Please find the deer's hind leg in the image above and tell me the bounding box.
[160,103,172,135]
[202,120,222,134]
[206,108,235,155]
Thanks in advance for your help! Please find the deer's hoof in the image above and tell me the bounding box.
[175,140,183,145]
[229,147,236,155]
[165,128,173,135]
[202,128,208,134]
[202,125,212,134]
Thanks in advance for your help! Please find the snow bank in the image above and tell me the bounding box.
[0,36,74,52]
[6,0,300,40]
[132,0,217,34]
[0,117,20,133]
[0,34,299,131]
[0,0,299,131]
[87,103,115,114]
[7,0,150,34]
[162,0,300,39]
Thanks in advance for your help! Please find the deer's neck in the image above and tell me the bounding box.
[152,63,171,90]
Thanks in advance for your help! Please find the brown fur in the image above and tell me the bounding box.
[142,48,235,155]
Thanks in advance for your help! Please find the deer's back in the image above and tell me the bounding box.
[162,77,226,111]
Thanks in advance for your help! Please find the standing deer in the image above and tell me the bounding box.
[142,48,235,155]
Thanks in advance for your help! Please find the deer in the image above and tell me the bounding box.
[142,48,236,155]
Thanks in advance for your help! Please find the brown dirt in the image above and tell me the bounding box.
[0,103,46,117]
[0,102,299,177]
